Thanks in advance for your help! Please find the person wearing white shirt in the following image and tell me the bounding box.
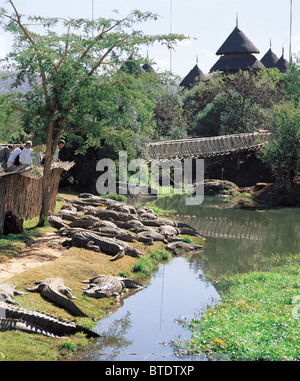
[54,139,65,162]
[7,145,23,168]
[19,141,33,167]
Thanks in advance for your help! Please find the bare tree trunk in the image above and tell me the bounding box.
[38,122,61,226]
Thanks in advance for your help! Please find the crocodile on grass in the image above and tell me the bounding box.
[62,230,143,261]
[26,278,87,317]
[82,275,143,298]
[0,284,28,305]
[0,301,99,338]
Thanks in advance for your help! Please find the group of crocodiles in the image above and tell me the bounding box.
[49,193,204,260]
[0,194,203,339]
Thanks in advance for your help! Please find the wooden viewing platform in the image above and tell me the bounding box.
[147,131,272,161]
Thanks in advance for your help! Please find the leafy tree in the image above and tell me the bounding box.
[261,101,300,186]
[182,71,278,137]
[0,1,186,224]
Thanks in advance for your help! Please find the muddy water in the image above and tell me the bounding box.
[71,196,300,361]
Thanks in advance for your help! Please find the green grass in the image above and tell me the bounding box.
[132,249,173,275]
[175,253,300,361]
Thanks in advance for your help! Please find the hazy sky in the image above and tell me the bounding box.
[0,0,299,78]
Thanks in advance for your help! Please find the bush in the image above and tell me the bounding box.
[261,101,300,185]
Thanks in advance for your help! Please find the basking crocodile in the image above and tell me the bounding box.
[0,283,28,305]
[47,215,67,229]
[90,208,139,222]
[91,226,135,242]
[82,275,143,298]
[0,301,99,338]
[165,241,204,253]
[26,278,87,317]
[63,230,143,261]
[69,215,100,228]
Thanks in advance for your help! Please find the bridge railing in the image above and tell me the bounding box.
[147,131,272,161]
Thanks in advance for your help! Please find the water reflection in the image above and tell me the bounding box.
[156,195,300,276]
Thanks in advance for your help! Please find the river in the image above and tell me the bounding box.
[71,195,300,361]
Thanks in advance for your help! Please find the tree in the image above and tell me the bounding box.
[0,1,186,225]
[261,101,300,186]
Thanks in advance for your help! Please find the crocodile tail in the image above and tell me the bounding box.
[42,288,88,317]
[109,250,125,261]
[122,279,144,289]
[0,318,65,338]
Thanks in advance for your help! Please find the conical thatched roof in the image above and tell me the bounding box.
[180,64,206,87]
[142,63,156,73]
[275,54,289,73]
[216,26,260,55]
[119,57,145,75]
[210,53,264,73]
[260,48,279,68]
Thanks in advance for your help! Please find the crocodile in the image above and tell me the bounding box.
[47,215,68,229]
[82,275,143,298]
[91,226,135,242]
[0,283,28,305]
[0,301,99,338]
[26,278,87,317]
[90,208,139,222]
[69,215,100,228]
[165,241,204,254]
[63,230,143,261]
[135,231,168,245]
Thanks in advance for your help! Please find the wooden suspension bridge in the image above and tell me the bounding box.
[147,131,272,161]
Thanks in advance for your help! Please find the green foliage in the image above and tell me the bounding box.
[182,70,281,137]
[0,6,186,157]
[261,101,300,185]
[132,249,172,275]
[176,254,300,360]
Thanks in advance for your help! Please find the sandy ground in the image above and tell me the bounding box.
[0,232,66,282]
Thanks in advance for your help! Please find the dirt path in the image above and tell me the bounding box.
[0,232,66,282]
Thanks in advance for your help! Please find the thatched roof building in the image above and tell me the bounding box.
[119,57,145,75]
[260,47,279,68]
[210,25,264,73]
[275,51,289,73]
[180,64,206,88]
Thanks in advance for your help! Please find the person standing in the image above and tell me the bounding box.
[0,145,13,167]
[54,139,65,162]
[19,141,33,168]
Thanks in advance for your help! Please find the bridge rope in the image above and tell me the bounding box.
[147,132,271,161]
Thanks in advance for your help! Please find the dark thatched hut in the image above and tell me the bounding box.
[275,52,289,73]
[180,64,206,88]
[210,25,264,73]
[119,57,145,75]
[260,48,279,68]
[0,162,74,235]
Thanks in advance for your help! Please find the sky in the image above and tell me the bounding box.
[0,0,299,78]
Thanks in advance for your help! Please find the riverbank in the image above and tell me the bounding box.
[174,252,300,361]
[0,192,204,361]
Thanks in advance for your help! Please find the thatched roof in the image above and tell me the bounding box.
[119,58,145,75]
[275,54,289,73]
[260,48,279,68]
[210,53,265,73]
[142,63,156,73]
[180,64,206,87]
[216,26,260,55]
